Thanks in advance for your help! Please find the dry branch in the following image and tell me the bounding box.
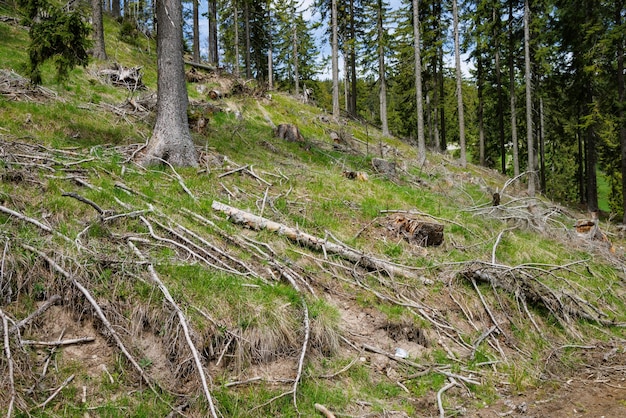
[128,240,219,418]
[10,294,62,333]
[211,200,430,284]
[21,245,155,389]
[314,403,336,418]
[0,308,16,418]
[437,378,458,418]
[37,374,74,409]
[21,337,95,346]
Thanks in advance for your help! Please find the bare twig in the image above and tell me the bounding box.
[37,374,75,409]
[0,204,53,232]
[61,192,106,216]
[0,308,16,418]
[10,294,62,333]
[437,378,458,418]
[128,240,219,418]
[314,403,336,418]
[21,336,95,346]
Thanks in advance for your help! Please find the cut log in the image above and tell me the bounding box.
[275,124,304,143]
[184,60,217,72]
[387,214,444,247]
[212,200,431,284]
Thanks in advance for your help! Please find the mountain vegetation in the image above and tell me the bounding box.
[1,1,626,417]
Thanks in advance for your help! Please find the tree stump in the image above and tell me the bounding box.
[387,214,444,247]
[275,124,304,143]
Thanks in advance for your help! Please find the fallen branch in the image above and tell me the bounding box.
[314,403,336,418]
[212,200,431,284]
[437,378,458,418]
[21,337,95,347]
[128,240,219,418]
[37,374,74,409]
[10,294,62,333]
[0,308,16,418]
[21,245,155,389]
[62,192,106,216]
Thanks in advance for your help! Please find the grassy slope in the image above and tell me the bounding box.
[1,12,626,417]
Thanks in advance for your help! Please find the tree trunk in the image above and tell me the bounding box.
[111,0,120,18]
[524,0,535,196]
[349,0,357,116]
[413,0,426,165]
[267,0,273,89]
[244,1,251,78]
[617,4,626,223]
[192,0,200,63]
[453,0,466,167]
[331,0,340,119]
[292,4,299,95]
[509,0,520,177]
[378,0,389,137]
[477,17,485,166]
[494,7,505,174]
[209,0,218,66]
[138,0,197,167]
[234,0,240,76]
[539,97,546,192]
[91,0,107,60]
[439,35,446,152]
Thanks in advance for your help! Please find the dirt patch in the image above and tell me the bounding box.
[29,305,115,378]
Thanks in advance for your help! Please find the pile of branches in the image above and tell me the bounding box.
[97,63,145,91]
[0,69,60,102]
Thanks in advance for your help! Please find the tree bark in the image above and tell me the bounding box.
[91,0,107,60]
[477,15,485,167]
[377,0,389,137]
[413,0,426,165]
[209,0,218,66]
[618,4,626,223]
[111,0,120,18]
[509,0,520,177]
[332,0,340,119]
[494,7,506,174]
[292,4,299,95]
[192,0,200,63]
[244,1,251,78]
[349,0,357,116]
[138,0,198,167]
[524,0,535,196]
[234,0,240,76]
[453,0,466,167]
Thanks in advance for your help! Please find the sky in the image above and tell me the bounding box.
[191,0,474,80]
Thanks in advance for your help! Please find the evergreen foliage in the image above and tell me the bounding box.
[18,0,91,84]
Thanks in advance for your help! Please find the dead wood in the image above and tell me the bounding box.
[98,63,144,91]
[37,374,74,409]
[314,403,336,418]
[275,123,305,143]
[386,214,444,247]
[211,200,431,284]
[10,294,61,333]
[0,308,16,417]
[21,337,95,346]
[184,60,217,72]
[62,192,107,216]
[128,240,219,418]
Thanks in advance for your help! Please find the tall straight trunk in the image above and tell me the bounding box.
[244,1,251,78]
[208,0,218,65]
[234,1,240,76]
[494,7,505,174]
[292,5,299,95]
[453,0,466,167]
[509,0,520,177]
[192,0,200,62]
[139,0,197,167]
[617,4,626,223]
[413,0,426,165]
[524,0,535,196]
[349,0,357,116]
[377,0,389,137]
[112,0,120,17]
[586,118,598,212]
[91,0,107,60]
[267,0,273,89]
[539,97,546,192]
[477,15,485,166]
[344,46,349,111]
[332,0,340,119]
[439,46,446,151]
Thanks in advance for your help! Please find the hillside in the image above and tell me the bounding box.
[2,13,626,418]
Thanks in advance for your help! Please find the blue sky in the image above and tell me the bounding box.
[190,0,473,80]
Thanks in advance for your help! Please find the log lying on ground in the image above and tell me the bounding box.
[212,200,431,284]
